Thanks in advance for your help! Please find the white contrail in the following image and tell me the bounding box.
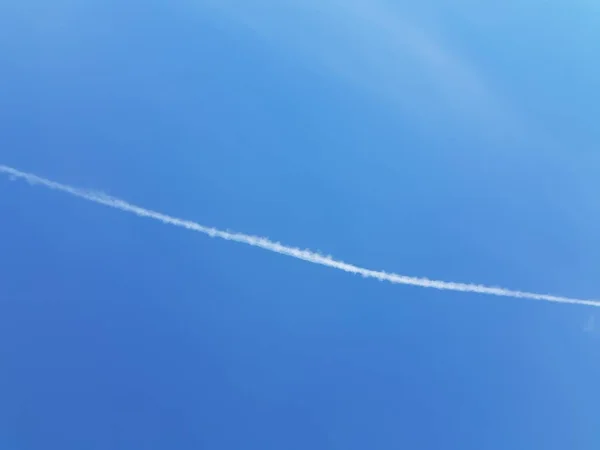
[1,164,598,308]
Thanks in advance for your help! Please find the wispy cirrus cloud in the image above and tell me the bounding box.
[200,0,534,141]
[584,316,596,334]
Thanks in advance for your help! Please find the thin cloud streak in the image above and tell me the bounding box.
[1,164,598,308]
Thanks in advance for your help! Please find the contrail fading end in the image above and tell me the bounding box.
[1,164,598,308]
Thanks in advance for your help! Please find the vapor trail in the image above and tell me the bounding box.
[1,164,598,308]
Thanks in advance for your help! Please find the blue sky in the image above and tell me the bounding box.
[1,1,599,449]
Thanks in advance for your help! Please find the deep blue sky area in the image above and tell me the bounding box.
[1,1,599,449]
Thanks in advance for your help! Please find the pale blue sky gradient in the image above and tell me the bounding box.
[1,1,599,449]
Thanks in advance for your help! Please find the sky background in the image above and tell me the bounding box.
[1,1,599,448]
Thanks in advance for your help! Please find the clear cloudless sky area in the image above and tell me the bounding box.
[1,1,599,449]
